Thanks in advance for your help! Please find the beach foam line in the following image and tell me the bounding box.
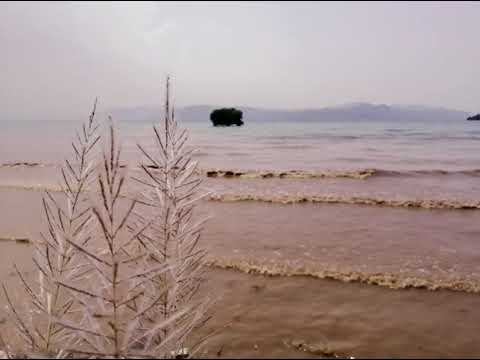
[199,168,377,179]
[0,184,63,192]
[4,228,479,294]
[3,162,480,179]
[375,168,480,177]
[0,236,30,244]
[207,258,480,294]
[0,162,53,168]
[208,193,480,210]
[4,240,477,294]
[0,184,479,210]
[0,163,376,179]
[201,168,480,179]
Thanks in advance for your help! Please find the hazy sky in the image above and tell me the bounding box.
[1,1,479,120]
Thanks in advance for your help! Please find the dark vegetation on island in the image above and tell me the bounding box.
[467,114,480,121]
[210,108,244,126]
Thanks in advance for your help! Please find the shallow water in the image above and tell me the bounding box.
[1,117,480,356]
[1,118,480,171]
[196,269,480,358]
[1,190,480,293]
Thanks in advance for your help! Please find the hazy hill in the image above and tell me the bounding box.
[110,103,468,123]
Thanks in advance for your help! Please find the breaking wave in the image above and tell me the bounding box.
[0,162,376,179]
[2,162,480,179]
[208,194,480,210]
[200,168,376,179]
[0,184,63,192]
[3,235,478,293]
[207,258,480,294]
[1,183,479,210]
[201,168,480,179]
[0,162,52,168]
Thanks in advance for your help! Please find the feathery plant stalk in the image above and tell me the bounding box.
[134,77,212,357]
[2,101,101,354]
[2,79,212,358]
[57,117,207,358]
[52,121,165,358]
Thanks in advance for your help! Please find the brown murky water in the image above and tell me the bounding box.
[2,105,480,357]
[1,180,480,357]
[197,269,480,358]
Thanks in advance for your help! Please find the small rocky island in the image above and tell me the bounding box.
[467,114,480,121]
[210,108,244,126]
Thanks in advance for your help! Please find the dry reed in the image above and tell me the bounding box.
[1,79,212,358]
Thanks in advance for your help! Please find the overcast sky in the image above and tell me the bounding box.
[0,1,479,120]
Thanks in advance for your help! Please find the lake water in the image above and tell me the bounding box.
[1,116,480,357]
[1,118,480,172]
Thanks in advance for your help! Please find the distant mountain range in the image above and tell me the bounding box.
[109,102,469,122]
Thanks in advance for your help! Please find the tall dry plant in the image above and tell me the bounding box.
[2,101,101,355]
[51,121,174,358]
[2,79,212,358]
[132,77,212,357]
